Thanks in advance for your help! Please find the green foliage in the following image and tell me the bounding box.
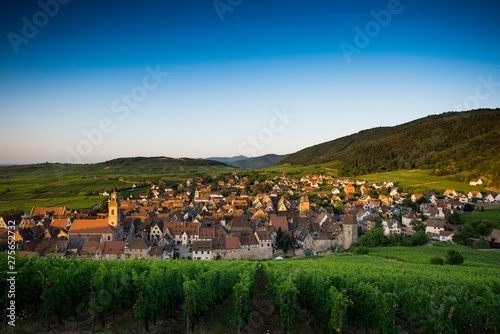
[264,251,500,333]
[233,267,257,327]
[274,227,294,254]
[410,219,426,232]
[472,238,489,249]
[351,246,369,255]
[452,223,477,244]
[2,249,499,333]
[361,228,386,247]
[264,268,298,331]
[411,230,430,246]
[429,256,444,265]
[280,109,500,186]
[445,250,465,265]
[367,243,500,267]
[99,196,109,213]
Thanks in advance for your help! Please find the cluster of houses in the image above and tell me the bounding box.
[1,174,499,258]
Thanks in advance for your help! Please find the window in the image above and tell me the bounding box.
[108,236,110,241]
[111,209,115,215]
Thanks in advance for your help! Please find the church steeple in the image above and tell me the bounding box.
[108,192,120,227]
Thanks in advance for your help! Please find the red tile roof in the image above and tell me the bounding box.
[102,241,125,255]
[270,214,288,231]
[225,236,241,250]
[69,219,113,235]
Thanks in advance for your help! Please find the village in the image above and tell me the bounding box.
[1,172,500,260]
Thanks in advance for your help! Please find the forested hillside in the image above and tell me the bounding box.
[280,109,500,186]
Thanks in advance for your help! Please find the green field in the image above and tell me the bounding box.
[366,243,500,267]
[357,169,488,193]
[260,160,341,178]
[0,158,236,213]
[460,206,500,224]
[263,163,487,194]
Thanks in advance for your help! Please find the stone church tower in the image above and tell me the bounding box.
[108,192,120,227]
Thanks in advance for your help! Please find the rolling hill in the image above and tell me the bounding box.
[205,155,247,163]
[280,109,500,186]
[0,157,236,213]
[228,154,289,169]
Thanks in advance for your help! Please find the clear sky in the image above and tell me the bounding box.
[1,0,499,164]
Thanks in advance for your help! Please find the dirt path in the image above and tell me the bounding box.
[241,266,323,334]
[241,266,282,334]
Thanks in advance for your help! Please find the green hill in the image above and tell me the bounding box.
[0,157,236,213]
[229,154,289,169]
[280,109,500,186]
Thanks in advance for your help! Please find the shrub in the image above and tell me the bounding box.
[445,250,464,265]
[352,246,369,255]
[472,238,489,249]
[429,256,444,265]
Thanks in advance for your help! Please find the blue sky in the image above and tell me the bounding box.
[1,0,499,164]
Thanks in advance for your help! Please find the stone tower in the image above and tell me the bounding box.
[108,192,120,227]
[341,214,358,250]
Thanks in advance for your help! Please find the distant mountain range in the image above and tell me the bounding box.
[204,155,248,163]
[280,108,500,186]
[205,154,288,169]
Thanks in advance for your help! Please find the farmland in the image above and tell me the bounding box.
[3,245,499,334]
[0,158,235,213]
[356,169,488,194]
[365,243,500,267]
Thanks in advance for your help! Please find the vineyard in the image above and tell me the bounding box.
[1,252,500,333]
[264,254,500,333]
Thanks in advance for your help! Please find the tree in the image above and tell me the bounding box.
[360,228,386,247]
[452,223,476,244]
[275,228,294,254]
[472,238,489,249]
[476,223,490,236]
[463,203,474,212]
[410,219,425,232]
[99,197,109,213]
[416,196,429,205]
[378,187,389,196]
[334,201,344,214]
[411,231,429,246]
[446,211,460,225]
[445,250,464,265]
